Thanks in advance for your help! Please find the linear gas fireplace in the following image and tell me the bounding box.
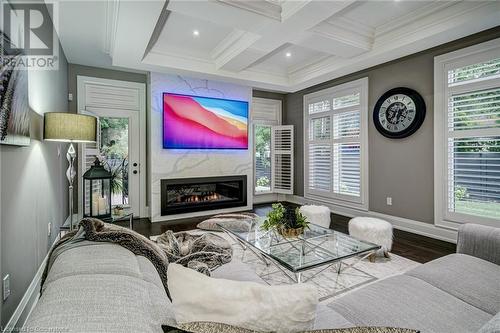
[161,175,247,215]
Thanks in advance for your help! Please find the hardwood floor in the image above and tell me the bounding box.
[119,202,456,264]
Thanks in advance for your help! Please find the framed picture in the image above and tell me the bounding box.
[0,30,30,146]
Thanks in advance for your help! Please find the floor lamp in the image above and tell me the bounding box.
[44,112,97,231]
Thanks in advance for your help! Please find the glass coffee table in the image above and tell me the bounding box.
[218,218,380,283]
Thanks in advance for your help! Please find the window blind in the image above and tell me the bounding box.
[304,78,367,207]
[272,125,294,194]
[445,58,500,221]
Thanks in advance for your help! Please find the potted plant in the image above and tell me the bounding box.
[261,203,310,238]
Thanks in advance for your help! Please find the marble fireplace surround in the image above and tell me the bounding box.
[149,73,253,222]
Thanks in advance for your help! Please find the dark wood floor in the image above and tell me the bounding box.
[120,202,456,264]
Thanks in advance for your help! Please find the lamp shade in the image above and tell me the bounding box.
[44,112,97,142]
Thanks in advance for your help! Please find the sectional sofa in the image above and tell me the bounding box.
[25,223,500,333]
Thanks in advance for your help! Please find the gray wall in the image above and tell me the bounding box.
[67,64,147,212]
[0,7,69,325]
[285,26,500,224]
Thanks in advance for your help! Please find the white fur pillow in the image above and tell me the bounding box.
[167,263,318,333]
[196,213,258,232]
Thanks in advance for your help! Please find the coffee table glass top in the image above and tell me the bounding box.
[218,218,380,273]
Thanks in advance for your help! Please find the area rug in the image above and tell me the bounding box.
[151,230,421,302]
[230,240,420,301]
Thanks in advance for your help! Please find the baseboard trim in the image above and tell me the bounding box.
[286,195,458,244]
[3,234,60,332]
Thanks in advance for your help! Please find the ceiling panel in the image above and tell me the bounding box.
[249,44,330,75]
[153,12,233,59]
[55,1,112,67]
[53,0,500,92]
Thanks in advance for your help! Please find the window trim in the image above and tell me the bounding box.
[434,38,500,229]
[252,98,282,196]
[303,77,369,211]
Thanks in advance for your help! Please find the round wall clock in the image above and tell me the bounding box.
[373,87,426,139]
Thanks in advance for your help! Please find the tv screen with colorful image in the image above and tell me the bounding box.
[163,93,248,149]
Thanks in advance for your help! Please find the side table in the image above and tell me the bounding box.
[60,210,134,235]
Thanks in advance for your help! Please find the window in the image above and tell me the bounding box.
[434,38,500,228]
[252,98,293,195]
[304,78,369,209]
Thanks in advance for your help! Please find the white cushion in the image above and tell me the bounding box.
[299,205,331,228]
[167,263,318,333]
[348,217,393,251]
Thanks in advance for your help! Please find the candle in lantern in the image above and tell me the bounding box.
[98,197,107,215]
[92,193,99,215]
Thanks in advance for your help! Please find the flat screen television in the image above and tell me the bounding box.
[163,93,248,149]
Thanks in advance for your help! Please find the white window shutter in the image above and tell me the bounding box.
[271,125,294,194]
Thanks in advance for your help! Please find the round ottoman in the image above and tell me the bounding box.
[299,205,330,229]
[348,217,393,259]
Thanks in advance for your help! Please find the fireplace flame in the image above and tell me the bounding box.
[179,192,221,203]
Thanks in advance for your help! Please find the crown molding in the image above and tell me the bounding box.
[375,2,453,37]
[280,0,309,22]
[216,0,282,21]
[144,50,290,89]
[210,29,261,70]
[287,54,332,76]
[311,17,374,52]
[375,1,494,47]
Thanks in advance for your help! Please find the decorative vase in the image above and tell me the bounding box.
[278,226,304,238]
[113,206,124,216]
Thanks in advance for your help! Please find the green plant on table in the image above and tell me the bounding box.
[261,203,310,232]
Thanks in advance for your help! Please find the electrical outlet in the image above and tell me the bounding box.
[3,275,10,301]
[68,93,73,101]
[386,197,393,206]
[48,222,52,237]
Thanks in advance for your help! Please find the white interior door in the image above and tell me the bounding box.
[77,76,146,217]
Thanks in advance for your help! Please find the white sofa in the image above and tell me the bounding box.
[25,224,500,333]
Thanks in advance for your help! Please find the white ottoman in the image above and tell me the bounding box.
[348,217,393,258]
[299,205,330,229]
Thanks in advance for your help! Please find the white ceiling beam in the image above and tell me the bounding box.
[111,1,165,69]
[215,0,282,21]
[166,0,276,32]
[295,17,374,58]
[104,0,120,56]
[210,30,262,71]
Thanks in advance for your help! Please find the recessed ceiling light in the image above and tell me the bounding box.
[285,52,291,58]
[193,30,200,37]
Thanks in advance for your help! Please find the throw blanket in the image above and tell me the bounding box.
[155,230,233,276]
[41,218,232,300]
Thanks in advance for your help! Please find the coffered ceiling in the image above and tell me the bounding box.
[52,0,500,92]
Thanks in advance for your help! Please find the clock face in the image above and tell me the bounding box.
[373,88,426,139]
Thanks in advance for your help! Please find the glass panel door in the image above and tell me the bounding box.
[100,117,130,206]
[255,125,272,193]
[81,108,140,216]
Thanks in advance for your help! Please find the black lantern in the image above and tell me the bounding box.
[83,158,112,219]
